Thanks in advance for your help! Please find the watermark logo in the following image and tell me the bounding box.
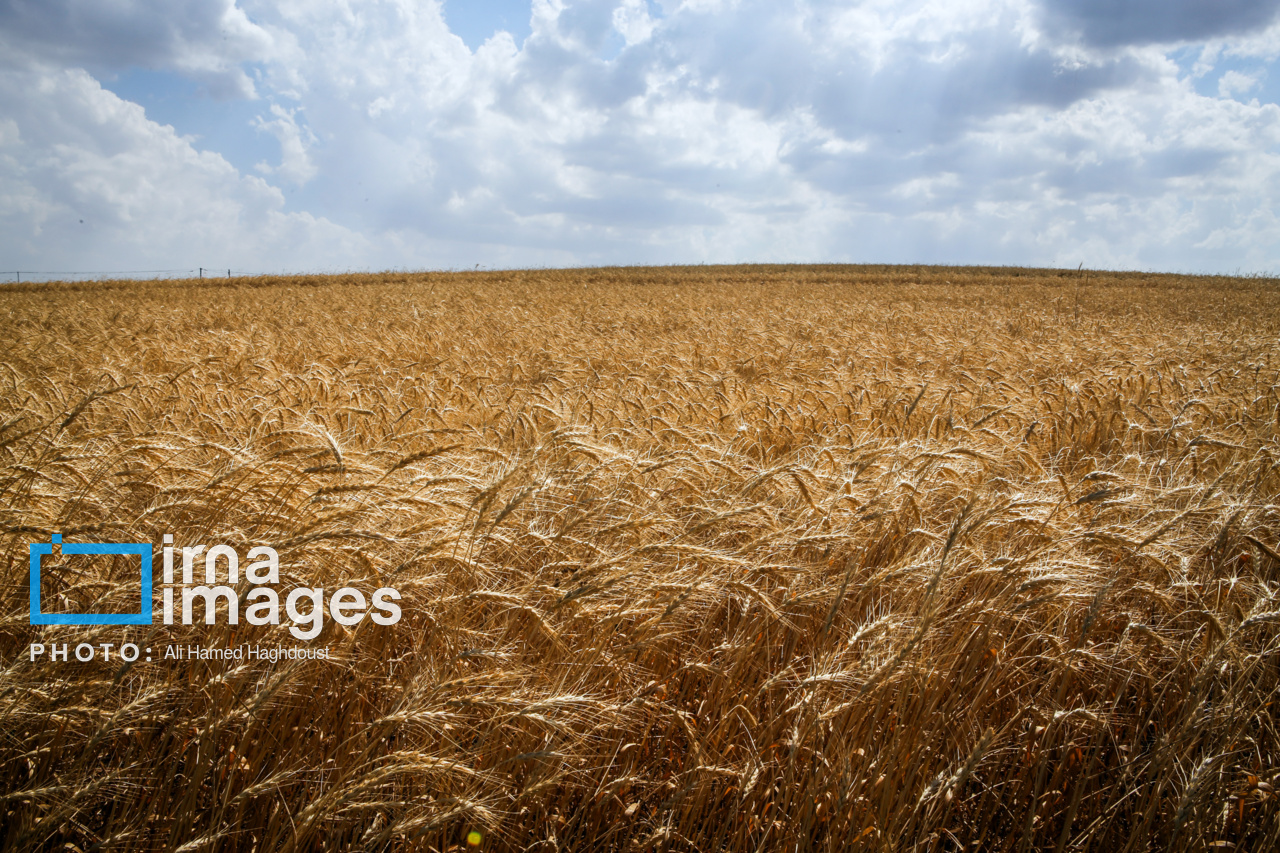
[29,533,402,638]
[29,534,153,625]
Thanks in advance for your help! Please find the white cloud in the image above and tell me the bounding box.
[1219,69,1261,98]
[0,64,368,273]
[253,104,317,185]
[3,0,1280,274]
[613,0,658,46]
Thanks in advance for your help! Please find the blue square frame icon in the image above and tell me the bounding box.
[30,535,153,625]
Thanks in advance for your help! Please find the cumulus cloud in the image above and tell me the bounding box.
[612,0,658,47]
[253,104,317,185]
[1219,69,1262,98]
[2,0,1280,273]
[0,64,367,272]
[239,0,1280,267]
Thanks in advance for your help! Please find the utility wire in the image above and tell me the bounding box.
[8,269,193,275]
[3,268,267,283]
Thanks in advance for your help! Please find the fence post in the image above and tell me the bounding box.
[199,267,203,278]
[227,269,231,278]
[15,272,19,284]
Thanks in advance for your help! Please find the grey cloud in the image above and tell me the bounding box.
[538,0,623,52]
[808,44,1147,146]
[502,38,649,112]
[1039,0,1280,47]
[0,0,272,96]
[631,2,1147,154]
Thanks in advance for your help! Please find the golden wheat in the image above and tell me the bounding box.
[1,265,1278,851]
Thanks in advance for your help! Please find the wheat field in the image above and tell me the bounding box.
[1,265,1278,851]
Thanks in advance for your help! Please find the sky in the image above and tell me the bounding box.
[2,0,1280,278]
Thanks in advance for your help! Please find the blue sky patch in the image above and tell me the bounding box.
[102,68,280,179]
[444,0,532,51]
